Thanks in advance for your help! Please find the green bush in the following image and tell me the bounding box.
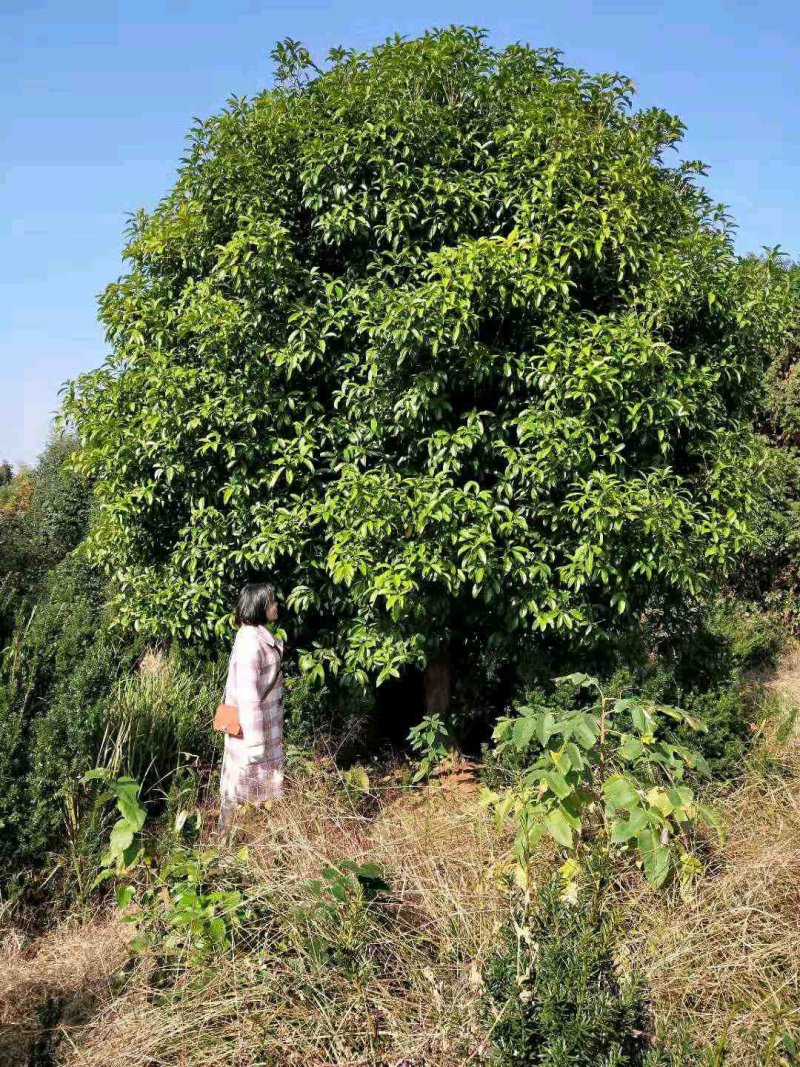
[0,554,135,872]
[0,435,91,648]
[24,434,91,571]
[646,601,783,776]
[764,289,800,443]
[733,261,800,629]
[483,675,718,888]
[282,667,377,757]
[0,467,33,645]
[599,671,757,782]
[483,870,685,1065]
[519,597,785,780]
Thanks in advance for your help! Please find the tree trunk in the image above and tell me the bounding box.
[424,645,451,716]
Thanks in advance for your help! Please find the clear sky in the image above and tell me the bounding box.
[2,0,799,465]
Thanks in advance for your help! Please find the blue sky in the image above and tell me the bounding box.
[2,0,799,465]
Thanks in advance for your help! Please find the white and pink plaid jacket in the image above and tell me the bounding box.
[219,624,284,808]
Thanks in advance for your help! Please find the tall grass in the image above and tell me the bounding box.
[0,918,131,1066]
[96,651,223,796]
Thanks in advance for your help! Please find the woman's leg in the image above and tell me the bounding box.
[217,797,236,833]
[217,741,239,834]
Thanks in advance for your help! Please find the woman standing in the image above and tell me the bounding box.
[218,582,284,828]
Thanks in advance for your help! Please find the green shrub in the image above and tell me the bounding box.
[24,433,91,571]
[408,712,454,781]
[484,871,679,1065]
[123,843,255,962]
[482,675,719,888]
[81,768,148,880]
[642,601,784,776]
[0,540,232,888]
[733,262,800,631]
[591,598,782,778]
[675,688,756,777]
[728,443,800,609]
[295,859,390,976]
[0,435,91,648]
[701,601,784,674]
[0,554,140,874]
[282,667,377,758]
[0,467,34,645]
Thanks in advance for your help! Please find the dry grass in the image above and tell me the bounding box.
[624,647,800,1063]
[0,917,132,1067]
[60,765,511,1067]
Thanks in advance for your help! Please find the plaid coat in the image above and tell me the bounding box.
[219,624,284,808]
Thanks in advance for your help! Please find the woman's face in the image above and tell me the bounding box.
[267,600,279,622]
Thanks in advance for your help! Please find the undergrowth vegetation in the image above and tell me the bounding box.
[53,767,506,1066]
[484,866,679,1067]
[6,708,799,1066]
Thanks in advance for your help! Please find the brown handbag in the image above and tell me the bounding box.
[214,702,243,738]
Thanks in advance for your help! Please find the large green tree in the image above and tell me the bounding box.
[64,28,790,691]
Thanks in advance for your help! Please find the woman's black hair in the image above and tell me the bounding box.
[235,582,276,626]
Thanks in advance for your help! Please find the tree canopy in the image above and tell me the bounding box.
[64,27,791,685]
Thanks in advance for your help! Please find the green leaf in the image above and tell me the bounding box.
[638,827,670,888]
[121,842,142,868]
[610,806,648,843]
[109,820,135,857]
[115,884,135,909]
[208,918,227,943]
[544,808,574,848]
[645,787,674,816]
[535,711,556,747]
[550,747,573,775]
[355,862,385,882]
[81,768,111,783]
[116,790,146,832]
[555,672,599,690]
[544,770,572,800]
[512,715,538,750]
[631,706,648,733]
[612,698,640,715]
[91,867,117,889]
[697,803,726,844]
[561,742,585,772]
[573,715,599,750]
[618,735,645,761]
[687,749,712,778]
[667,786,693,809]
[603,774,639,811]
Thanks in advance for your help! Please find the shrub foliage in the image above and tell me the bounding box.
[484,872,678,1066]
[64,28,790,684]
[0,434,90,645]
[483,674,720,888]
[0,555,133,870]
